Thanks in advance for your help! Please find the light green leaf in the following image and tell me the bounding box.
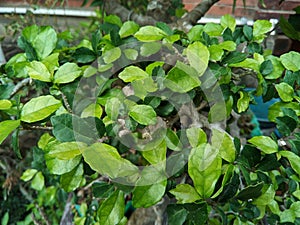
[169,184,201,204]
[186,42,209,75]
[253,185,275,206]
[46,155,82,175]
[208,45,223,61]
[47,142,86,160]
[280,151,300,175]
[129,105,157,125]
[132,77,158,100]
[203,23,224,36]
[119,66,149,82]
[54,62,82,84]
[0,100,12,110]
[132,167,167,208]
[280,209,295,223]
[229,58,260,72]
[265,55,284,79]
[60,163,84,192]
[275,83,294,102]
[83,66,97,78]
[290,202,300,218]
[21,169,38,182]
[142,140,166,164]
[187,25,204,42]
[103,47,121,64]
[211,129,235,163]
[0,120,20,144]
[268,102,300,122]
[26,61,52,82]
[31,171,44,191]
[253,20,272,42]
[221,14,236,32]
[248,136,278,154]
[1,211,9,225]
[81,103,103,119]
[140,42,162,57]
[164,61,201,93]
[186,127,207,148]
[237,91,250,113]
[42,53,59,74]
[105,97,122,121]
[134,26,167,42]
[119,21,139,38]
[280,51,300,72]
[188,145,222,198]
[124,49,138,61]
[218,41,236,51]
[82,143,138,178]
[165,128,182,151]
[32,26,57,59]
[98,191,125,225]
[21,95,62,123]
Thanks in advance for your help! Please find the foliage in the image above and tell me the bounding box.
[0,13,300,225]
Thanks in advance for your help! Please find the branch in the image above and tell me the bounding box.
[175,0,220,29]
[104,0,157,26]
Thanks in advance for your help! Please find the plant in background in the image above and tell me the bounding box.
[0,13,299,225]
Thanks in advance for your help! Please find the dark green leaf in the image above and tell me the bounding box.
[243,25,253,41]
[156,22,173,36]
[73,47,96,64]
[236,182,264,201]
[260,60,274,76]
[92,182,114,198]
[223,51,247,64]
[60,163,84,192]
[184,203,208,225]
[167,204,188,225]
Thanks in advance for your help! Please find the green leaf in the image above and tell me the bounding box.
[170,184,201,204]
[21,95,62,123]
[21,169,38,182]
[280,51,300,72]
[119,66,149,82]
[188,144,222,198]
[60,163,84,192]
[140,42,162,57]
[248,136,278,154]
[279,15,300,41]
[184,203,208,224]
[164,61,201,93]
[229,58,260,72]
[73,47,96,64]
[83,66,97,78]
[268,102,300,122]
[243,25,253,41]
[218,41,236,51]
[208,45,223,61]
[119,21,139,38]
[42,53,59,74]
[260,60,273,76]
[1,211,9,225]
[105,97,122,121]
[186,127,207,148]
[124,49,138,61]
[129,105,157,125]
[186,42,209,75]
[280,151,300,175]
[98,191,125,225]
[26,61,52,82]
[32,26,57,59]
[46,155,82,175]
[51,114,105,144]
[253,20,272,42]
[275,83,294,102]
[47,142,86,160]
[0,100,12,110]
[103,47,121,64]
[167,204,188,225]
[221,14,236,32]
[134,26,167,42]
[166,128,182,151]
[132,168,167,208]
[54,63,82,84]
[31,171,45,191]
[82,143,138,178]
[237,91,250,113]
[224,52,248,65]
[187,25,204,42]
[203,23,224,36]
[92,182,114,198]
[142,140,166,164]
[211,129,235,163]
[132,77,158,100]
[253,185,275,206]
[236,182,264,201]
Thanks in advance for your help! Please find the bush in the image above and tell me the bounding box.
[0,14,300,224]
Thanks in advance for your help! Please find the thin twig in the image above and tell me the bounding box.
[31,214,42,225]
[36,204,51,225]
[22,125,53,131]
[61,92,73,113]
[9,78,31,98]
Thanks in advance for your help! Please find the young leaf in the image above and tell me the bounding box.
[31,171,45,191]
[186,41,210,75]
[237,91,250,113]
[32,26,57,59]
[105,97,122,121]
[129,105,157,125]
[221,14,236,32]
[186,127,207,148]
[0,100,12,110]
[248,136,278,154]
[140,42,162,57]
[60,163,84,192]
[253,20,272,42]
[54,62,82,84]
[103,47,121,64]
[280,51,300,72]
[21,169,38,182]
[21,95,62,123]
[275,83,294,102]
[47,142,86,160]
[119,21,139,38]
[81,103,103,119]
[134,26,167,42]
[119,66,149,82]
[26,61,52,82]
[268,102,300,122]
[45,155,82,175]
[98,191,125,225]
[142,140,166,164]
[169,184,201,204]
[280,151,300,175]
